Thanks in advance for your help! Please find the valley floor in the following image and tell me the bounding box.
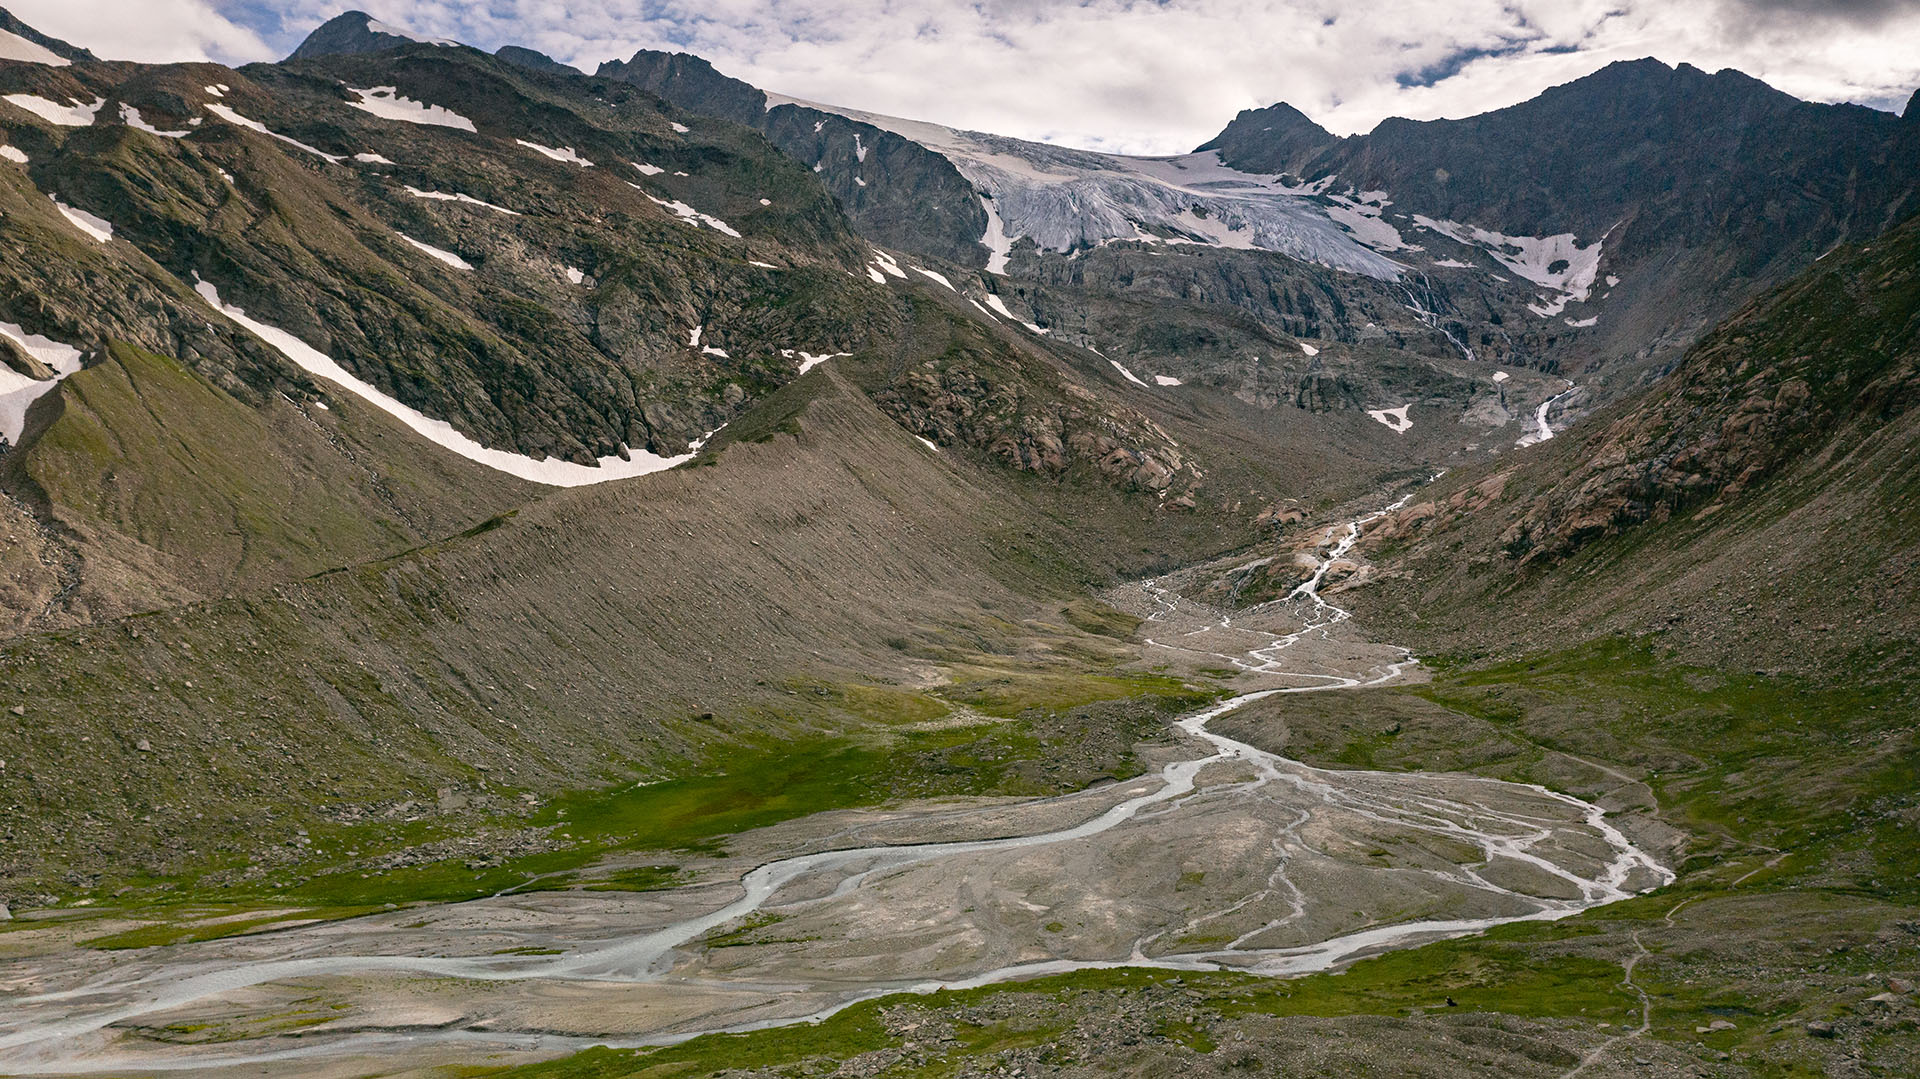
[0,492,1913,1078]
[0,492,1684,1077]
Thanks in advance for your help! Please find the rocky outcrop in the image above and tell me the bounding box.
[869,315,1192,497]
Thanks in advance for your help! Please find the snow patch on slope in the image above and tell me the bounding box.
[206,103,342,162]
[0,322,85,444]
[1367,405,1412,433]
[1414,216,1606,318]
[119,104,189,137]
[639,191,740,236]
[1515,382,1576,447]
[4,93,101,126]
[978,195,1013,275]
[347,87,475,132]
[1323,192,1414,252]
[784,349,850,375]
[404,185,519,215]
[1,144,27,164]
[52,197,112,242]
[981,293,1048,335]
[397,233,471,270]
[366,18,455,46]
[0,28,69,66]
[516,139,592,166]
[1109,359,1148,387]
[196,277,690,486]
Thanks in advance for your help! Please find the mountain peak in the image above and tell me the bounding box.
[496,44,578,77]
[1194,100,1338,174]
[0,7,97,64]
[596,50,767,125]
[286,9,457,61]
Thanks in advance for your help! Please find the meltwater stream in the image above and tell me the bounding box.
[0,488,1672,1074]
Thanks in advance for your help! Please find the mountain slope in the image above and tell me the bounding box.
[598,50,991,265]
[1204,59,1920,389]
[1348,211,1920,675]
[633,52,1919,442]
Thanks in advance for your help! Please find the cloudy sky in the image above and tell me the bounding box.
[11,0,1920,154]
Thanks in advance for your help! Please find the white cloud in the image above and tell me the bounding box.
[9,0,269,64]
[23,2,1920,153]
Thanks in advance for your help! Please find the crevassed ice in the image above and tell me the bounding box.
[762,93,1405,281]
[194,277,695,487]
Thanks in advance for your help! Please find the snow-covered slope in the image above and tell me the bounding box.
[764,93,1405,281]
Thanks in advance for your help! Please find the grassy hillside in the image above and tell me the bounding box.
[0,340,528,628]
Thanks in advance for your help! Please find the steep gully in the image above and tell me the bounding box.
[0,485,1672,1072]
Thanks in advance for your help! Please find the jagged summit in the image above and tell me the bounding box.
[0,7,95,64]
[286,9,457,61]
[596,50,769,124]
[1191,100,1336,174]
